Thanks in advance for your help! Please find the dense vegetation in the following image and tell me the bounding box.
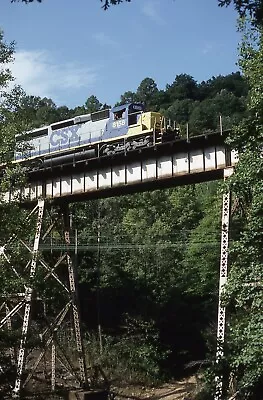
[3,72,248,136]
[1,1,263,398]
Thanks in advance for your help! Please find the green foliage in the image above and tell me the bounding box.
[115,71,248,132]
[11,0,132,9]
[5,94,74,130]
[0,32,20,166]
[199,72,249,99]
[85,95,103,113]
[188,89,246,133]
[218,0,263,26]
[218,22,263,399]
[11,0,42,3]
[117,90,137,106]
[0,30,14,89]
[69,184,223,380]
[183,198,221,297]
[166,99,194,124]
[100,0,131,10]
[101,0,263,26]
[10,0,263,28]
[189,99,218,133]
[0,35,28,167]
[87,317,165,384]
[166,74,198,102]
[136,77,159,110]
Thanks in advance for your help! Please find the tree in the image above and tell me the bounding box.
[11,0,42,2]
[0,31,29,398]
[10,0,263,23]
[10,0,132,8]
[218,0,263,26]
[198,72,249,100]
[103,0,263,24]
[85,95,102,113]
[166,99,194,124]
[220,21,263,398]
[0,30,14,90]
[166,74,198,102]
[3,94,74,133]
[183,195,221,297]
[0,31,22,165]
[136,77,159,109]
[188,98,217,133]
[117,90,137,106]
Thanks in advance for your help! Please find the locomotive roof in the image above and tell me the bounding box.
[111,103,144,113]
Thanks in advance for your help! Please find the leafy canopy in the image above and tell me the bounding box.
[218,0,263,25]
[10,0,263,25]
[11,0,132,9]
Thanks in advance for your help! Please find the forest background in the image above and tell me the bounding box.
[0,0,262,399]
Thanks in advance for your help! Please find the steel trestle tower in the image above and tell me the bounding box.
[0,200,88,398]
[215,167,234,400]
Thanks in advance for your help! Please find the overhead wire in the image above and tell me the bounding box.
[8,240,231,252]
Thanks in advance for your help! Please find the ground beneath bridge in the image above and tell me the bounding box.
[112,376,199,400]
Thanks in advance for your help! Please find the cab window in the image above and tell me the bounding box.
[128,113,138,126]
[114,109,125,120]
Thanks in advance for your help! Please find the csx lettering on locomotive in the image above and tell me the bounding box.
[50,126,80,147]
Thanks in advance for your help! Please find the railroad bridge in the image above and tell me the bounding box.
[0,131,236,399]
[5,132,237,202]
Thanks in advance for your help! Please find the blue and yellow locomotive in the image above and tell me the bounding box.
[15,103,179,166]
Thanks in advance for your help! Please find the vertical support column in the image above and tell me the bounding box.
[5,303,16,364]
[13,199,45,398]
[62,204,88,388]
[51,340,56,391]
[214,168,233,400]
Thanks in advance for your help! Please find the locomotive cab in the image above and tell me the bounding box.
[110,103,144,122]
[110,103,144,126]
[127,103,145,126]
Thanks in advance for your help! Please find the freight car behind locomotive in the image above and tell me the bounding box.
[15,103,179,167]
